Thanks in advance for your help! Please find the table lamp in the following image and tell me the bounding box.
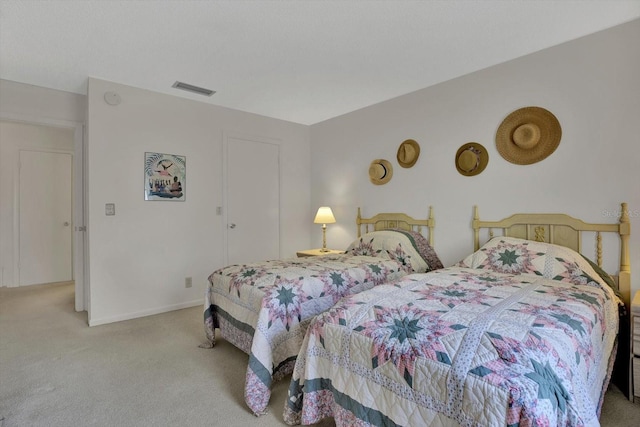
[314,207,336,252]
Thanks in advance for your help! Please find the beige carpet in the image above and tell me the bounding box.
[1,282,638,426]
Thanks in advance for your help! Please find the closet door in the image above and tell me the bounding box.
[19,150,73,285]
[224,134,280,265]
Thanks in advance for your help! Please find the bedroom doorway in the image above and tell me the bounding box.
[223,133,280,265]
[1,118,86,312]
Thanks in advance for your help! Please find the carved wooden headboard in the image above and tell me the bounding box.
[472,203,631,308]
[356,206,435,247]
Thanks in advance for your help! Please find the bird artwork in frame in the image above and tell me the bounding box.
[144,152,186,201]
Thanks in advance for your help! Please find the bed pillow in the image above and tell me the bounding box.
[580,253,620,297]
[388,228,444,271]
[346,229,442,273]
[458,236,610,290]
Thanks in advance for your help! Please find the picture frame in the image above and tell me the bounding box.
[144,152,186,201]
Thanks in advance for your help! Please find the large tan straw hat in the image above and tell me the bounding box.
[369,159,393,185]
[397,139,420,168]
[496,106,562,165]
[455,142,488,176]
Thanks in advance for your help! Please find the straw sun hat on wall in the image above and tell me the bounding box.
[369,159,393,185]
[455,142,488,176]
[397,139,420,168]
[496,106,562,165]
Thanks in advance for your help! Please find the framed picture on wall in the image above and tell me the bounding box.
[144,152,186,201]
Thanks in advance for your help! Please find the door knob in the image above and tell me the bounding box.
[229,223,236,229]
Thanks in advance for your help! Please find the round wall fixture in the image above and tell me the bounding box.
[104,91,121,106]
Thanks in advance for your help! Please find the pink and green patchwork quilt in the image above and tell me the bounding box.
[203,229,441,416]
[284,237,621,426]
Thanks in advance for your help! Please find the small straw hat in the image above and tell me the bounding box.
[397,139,420,168]
[455,142,488,176]
[369,159,393,185]
[496,106,562,165]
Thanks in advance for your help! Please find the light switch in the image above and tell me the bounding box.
[105,203,115,216]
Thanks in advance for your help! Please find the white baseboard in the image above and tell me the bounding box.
[88,299,202,327]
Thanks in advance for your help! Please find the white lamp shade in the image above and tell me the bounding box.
[314,207,336,224]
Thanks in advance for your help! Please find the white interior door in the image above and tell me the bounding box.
[225,135,280,265]
[19,150,73,285]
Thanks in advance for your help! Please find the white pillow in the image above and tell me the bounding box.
[346,230,441,273]
[459,236,607,289]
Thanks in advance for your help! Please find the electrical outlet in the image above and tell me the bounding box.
[185,277,192,288]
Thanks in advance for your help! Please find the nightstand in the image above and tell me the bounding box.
[296,249,344,258]
[632,290,640,402]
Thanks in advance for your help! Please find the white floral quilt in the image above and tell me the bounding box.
[284,237,621,427]
[203,229,442,416]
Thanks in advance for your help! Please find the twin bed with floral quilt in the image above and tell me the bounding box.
[284,205,631,427]
[202,210,441,416]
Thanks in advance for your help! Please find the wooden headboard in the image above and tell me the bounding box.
[472,202,631,308]
[356,207,435,247]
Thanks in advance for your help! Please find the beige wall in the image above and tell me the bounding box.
[1,78,311,326]
[310,20,640,298]
[86,78,311,325]
[0,79,86,122]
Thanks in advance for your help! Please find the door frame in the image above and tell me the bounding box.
[222,131,282,266]
[2,112,87,312]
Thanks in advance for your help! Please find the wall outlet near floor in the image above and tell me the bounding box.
[185,277,192,288]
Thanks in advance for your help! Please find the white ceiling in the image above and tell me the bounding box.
[1,1,639,125]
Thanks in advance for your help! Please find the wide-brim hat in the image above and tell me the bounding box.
[397,139,420,168]
[455,142,488,176]
[369,159,393,185]
[496,106,562,165]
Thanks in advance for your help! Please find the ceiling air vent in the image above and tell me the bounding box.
[172,81,216,97]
